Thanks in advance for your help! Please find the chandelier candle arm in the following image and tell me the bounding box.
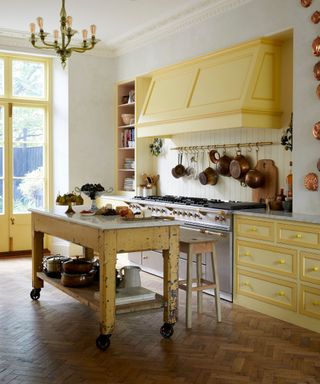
[29,0,99,68]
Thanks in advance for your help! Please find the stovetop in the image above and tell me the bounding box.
[133,195,265,211]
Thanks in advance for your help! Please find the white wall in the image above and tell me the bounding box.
[68,54,115,206]
[115,0,320,215]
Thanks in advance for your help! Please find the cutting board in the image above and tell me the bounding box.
[252,159,278,203]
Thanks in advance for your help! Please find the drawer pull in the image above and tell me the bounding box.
[250,226,257,232]
[277,291,285,297]
[243,251,251,257]
[312,266,319,272]
[242,281,252,289]
[312,300,320,306]
[277,259,286,265]
[295,233,302,239]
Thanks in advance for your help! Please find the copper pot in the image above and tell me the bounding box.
[312,121,320,140]
[229,150,250,180]
[314,62,320,80]
[199,167,218,185]
[171,153,185,178]
[245,169,265,189]
[61,272,95,287]
[209,149,220,164]
[216,149,231,176]
[62,257,94,274]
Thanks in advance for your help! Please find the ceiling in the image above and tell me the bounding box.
[0,0,250,56]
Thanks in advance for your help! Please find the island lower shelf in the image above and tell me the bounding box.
[37,272,163,314]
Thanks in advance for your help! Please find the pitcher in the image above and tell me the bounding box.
[120,265,141,288]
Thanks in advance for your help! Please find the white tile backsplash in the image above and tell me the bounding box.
[153,127,292,201]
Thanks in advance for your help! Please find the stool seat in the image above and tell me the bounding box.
[179,228,222,328]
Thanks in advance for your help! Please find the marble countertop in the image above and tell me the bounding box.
[101,195,320,226]
[233,209,320,225]
[30,208,179,230]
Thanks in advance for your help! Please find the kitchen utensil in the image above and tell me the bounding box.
[216,147,231,176]
[185,152,195,177]
[301,0,312,7]
[209,148,220,164]
[245,147,265,189]
[312,121,320,139]
[312,36,320,57]
[43,255,71,277]
[311,10,320,24]
[172,152,185,178]
[62,257,94,274]
[229,149,250,180]
[252,159,278,203]
[314,62,320,80]
[120,265,141,288]
[304,172,318,191]
[199,153,218,185]
[61,271,95,287]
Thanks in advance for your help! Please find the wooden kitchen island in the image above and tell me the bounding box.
[30,209,180,350]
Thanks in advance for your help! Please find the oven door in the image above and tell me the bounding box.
[179,226,233,302]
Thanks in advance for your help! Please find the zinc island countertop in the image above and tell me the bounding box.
[233,209,320,225]
[29,208,178,230]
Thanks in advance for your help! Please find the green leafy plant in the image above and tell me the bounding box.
[149,138,163,157]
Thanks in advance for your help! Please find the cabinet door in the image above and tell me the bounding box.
[300,285,320,321]
[235,217,274,241]
[300,251,320,285]
[276,222,320,250]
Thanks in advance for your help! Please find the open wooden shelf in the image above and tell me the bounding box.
[37,272,163,314]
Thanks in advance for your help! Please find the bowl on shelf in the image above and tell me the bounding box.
[121,114,134,125]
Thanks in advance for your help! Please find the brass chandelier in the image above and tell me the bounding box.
[29,0,99,68]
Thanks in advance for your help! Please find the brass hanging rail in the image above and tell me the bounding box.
[171,141,273,152]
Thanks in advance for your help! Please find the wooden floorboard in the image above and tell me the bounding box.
[0,257,319,384]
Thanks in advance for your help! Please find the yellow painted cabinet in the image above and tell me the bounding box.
[234,214,320,333]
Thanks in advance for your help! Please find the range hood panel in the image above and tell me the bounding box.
[137,38,282,138]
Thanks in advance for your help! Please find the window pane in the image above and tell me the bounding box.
[0,106,3,178]
[13,144,43,177]
[12,60,45,98]
[13,175,44,213]
[0,179,3,214]
[12,107,45,143]
[0,59,4,95]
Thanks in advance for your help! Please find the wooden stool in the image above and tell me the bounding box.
[179,228,222,328]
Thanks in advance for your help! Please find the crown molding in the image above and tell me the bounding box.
[0,0,253,59]
[108,0,254,56]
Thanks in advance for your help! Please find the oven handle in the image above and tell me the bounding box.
[181,226,228,238]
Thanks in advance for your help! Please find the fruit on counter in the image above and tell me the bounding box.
[56,193,84,205]
[118,207,135,218]
[95,206,117,216]
[80,183,105,192]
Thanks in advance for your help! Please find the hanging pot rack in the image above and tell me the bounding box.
[170,141,273,153]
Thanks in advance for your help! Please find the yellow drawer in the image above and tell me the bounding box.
[276,222,320,250]
[236,269,297,311]
[300,285,320,320]
[300,251,320,285]
[235,217,274,242]
[236,240,297,277]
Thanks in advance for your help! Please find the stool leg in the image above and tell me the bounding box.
[196,253,203,314]
[211,246,221,322]
[186,245,193,328]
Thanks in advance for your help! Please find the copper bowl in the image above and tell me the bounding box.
[61,272,95,287]
[312,121,320,140]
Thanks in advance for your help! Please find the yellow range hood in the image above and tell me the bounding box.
[137,38,282,138]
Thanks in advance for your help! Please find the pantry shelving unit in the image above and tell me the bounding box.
[116,80,136,194]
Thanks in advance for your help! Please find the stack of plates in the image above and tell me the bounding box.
[124,177,135,191]
[123,158,135,169]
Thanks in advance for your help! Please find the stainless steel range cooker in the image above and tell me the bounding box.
[128,195,265,302]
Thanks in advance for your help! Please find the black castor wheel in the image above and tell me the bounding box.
[96,334,111,350]
[160,322,174,338]
[30,288,41,301]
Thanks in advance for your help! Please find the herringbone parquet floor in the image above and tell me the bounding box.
[0,257,319,384]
